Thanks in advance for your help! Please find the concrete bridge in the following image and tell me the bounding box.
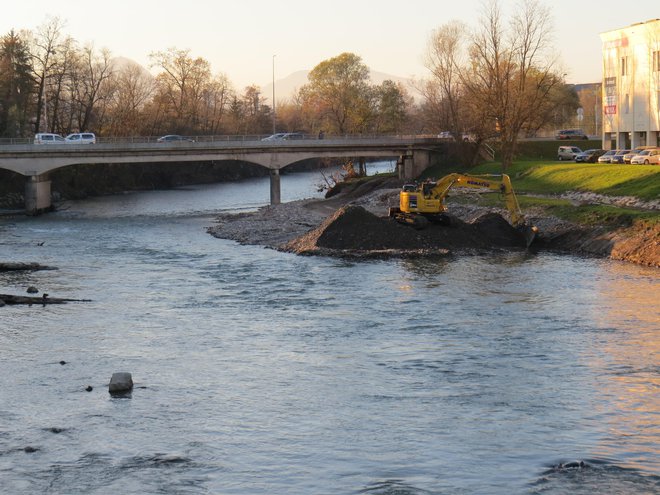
[0,136,441,214]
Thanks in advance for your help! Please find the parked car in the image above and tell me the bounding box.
[34,133,65,144]
[574,149,606,163]
[630,149,660,165]
[623,149,643,163]
[65,132,96,144]
[624,146,656,163]
[555,129,589,140]
[609,150,631,164]
[557,146,582,161]
[597,149,619,163]
[156,134,194,143]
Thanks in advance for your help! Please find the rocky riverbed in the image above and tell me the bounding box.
[207,178,660,267]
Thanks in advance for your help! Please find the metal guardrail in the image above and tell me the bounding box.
[0,133,444,146]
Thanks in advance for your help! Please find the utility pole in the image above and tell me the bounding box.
[272,54,276,134]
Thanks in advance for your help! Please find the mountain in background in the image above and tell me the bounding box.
[260,70,422,104]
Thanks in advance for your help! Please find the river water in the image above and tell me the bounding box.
[1,165,658,494]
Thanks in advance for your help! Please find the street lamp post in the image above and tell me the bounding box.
[272,54,276,134]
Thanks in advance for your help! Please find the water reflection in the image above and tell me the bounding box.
[588,261,659,473]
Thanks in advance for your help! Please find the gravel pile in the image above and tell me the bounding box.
[282,205,528,257]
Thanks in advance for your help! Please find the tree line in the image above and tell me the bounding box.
[1,1,582,169]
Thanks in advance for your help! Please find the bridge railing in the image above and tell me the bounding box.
[0,133,447,147]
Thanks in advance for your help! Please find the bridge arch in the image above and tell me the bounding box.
[0,137,439,213]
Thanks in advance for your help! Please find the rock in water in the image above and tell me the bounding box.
[26,286,39,294]
[109,372,133,394]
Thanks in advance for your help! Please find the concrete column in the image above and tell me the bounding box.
[269,168,281,205]
[402,153,414,180]
[617,131,629,149]
[411,150,431,177]
[25,175,52,215]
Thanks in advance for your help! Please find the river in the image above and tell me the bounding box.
[1,164,658,494]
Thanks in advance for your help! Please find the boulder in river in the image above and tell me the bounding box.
[109,372,134,395]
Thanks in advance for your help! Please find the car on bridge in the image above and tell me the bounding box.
[282,132,304,140]
[261,133,287,141]
[555,129,589,140]
[157,134,195,143]
[34,133,65,144]
[65,132,96,144]
[262,132,305,141]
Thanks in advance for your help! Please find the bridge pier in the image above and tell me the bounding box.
[398,150,431,180]
[25,175,52,215]
[269,169,281,205]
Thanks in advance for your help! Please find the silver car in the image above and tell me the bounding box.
[597,150,619,163]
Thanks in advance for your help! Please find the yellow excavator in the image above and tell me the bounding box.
[388,173,538,246]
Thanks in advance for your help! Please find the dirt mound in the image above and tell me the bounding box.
[282,205,528,257]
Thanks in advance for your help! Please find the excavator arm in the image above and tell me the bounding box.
[390,173,538,246]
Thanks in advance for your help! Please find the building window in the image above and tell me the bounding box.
[624,94,630,113]
[621,56,628,76]
[654,51,660,72]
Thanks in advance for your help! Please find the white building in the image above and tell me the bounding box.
[600,19,660,149]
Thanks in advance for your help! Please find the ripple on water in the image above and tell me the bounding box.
[531,458,660,495]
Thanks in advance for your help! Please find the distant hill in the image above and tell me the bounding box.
[260,70,422,104]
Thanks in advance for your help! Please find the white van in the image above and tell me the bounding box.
[557,145,582,161]
[34,133,65,144]
[65,132,96,144]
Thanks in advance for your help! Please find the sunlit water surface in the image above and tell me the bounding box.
[1,164,658,494]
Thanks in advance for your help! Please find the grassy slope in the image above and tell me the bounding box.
[468,161,660,200]
[421,143,659,227]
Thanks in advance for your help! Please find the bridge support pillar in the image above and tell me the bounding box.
[25,175,52,215]
[412,150,431,177]
[399,150,430,180]
[269,169,281,205]
[398,154,413,180]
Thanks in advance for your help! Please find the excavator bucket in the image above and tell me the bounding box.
[520,224,539,248]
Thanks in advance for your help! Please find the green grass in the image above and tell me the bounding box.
[432,159,660,201]
[422,154,660,228]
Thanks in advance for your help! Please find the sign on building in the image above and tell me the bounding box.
[604,77,617,115]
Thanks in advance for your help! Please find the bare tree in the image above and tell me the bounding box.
[149,48,212,133]
[198,73,232,135]
[28,16,65,133]
[74,45,115,131]
[464,0,560,168]
[424,20,467,137]
[105,60,155,136]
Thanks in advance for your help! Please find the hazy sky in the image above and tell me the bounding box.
[2,0,658,89]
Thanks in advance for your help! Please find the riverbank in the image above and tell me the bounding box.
[207,176,660,267]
